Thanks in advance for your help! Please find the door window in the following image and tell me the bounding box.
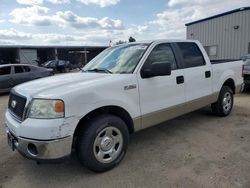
[177,42,205,68]
[15,66,24,73]
[143,43,177,70]
[0,66,11,75]
[23,66,31,72]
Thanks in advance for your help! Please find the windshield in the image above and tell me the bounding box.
[82,43,149,74]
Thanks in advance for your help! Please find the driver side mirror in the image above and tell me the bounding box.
[141,62,172,79]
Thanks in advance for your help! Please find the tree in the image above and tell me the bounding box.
[128,36,136,42]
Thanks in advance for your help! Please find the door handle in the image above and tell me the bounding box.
[176,76,184,84]
[205,71,211,78]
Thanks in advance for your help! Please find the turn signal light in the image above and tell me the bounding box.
[55,101,64,113]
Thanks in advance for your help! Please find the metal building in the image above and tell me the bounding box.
[0,45,107,66]
[186,7,250,60]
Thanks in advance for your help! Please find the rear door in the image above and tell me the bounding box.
[13,65,33,85]
[137,42,186,129]
[0,66,13,91]
[176,42,213,109]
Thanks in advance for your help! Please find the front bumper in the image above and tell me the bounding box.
[5,127,72,160]
[4,110,76,161]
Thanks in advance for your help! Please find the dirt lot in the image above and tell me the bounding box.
[0,91,250,188]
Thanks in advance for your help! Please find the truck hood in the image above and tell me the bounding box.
[14,72,111,98]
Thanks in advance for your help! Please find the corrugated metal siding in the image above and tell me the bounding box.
[186,10,250,60]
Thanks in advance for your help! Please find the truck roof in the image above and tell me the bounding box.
[115,39,199,46]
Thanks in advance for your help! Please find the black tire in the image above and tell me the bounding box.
[211,86,234,116]
[76,115,129,172]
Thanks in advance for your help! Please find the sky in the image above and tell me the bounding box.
[0,0,249,46]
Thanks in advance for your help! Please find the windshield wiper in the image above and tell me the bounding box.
[87,68,113,74]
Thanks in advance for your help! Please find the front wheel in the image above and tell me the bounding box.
[76,115,129,172]
[211,86,234,116]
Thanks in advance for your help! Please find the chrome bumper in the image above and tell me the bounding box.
[6,127,73,160]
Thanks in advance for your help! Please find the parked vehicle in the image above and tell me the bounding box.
[241,55,250,87]
[43,60,71,73]
[241,54,250,61]
[0,64,53,94]
[5,40,244,172]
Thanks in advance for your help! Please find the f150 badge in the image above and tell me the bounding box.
[124,84,136,90]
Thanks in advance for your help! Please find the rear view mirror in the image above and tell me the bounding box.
[141,62,172,78]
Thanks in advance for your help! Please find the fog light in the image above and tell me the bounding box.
[27,143,38,156]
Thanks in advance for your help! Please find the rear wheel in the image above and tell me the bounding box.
[76,115,129,172]
[211,86,234,116]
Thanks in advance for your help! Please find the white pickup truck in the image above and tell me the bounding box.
[5,40,244,172]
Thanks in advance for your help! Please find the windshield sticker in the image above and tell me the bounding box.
[129,45,147,50]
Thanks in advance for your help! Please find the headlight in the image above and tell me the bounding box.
[28,99,64,119]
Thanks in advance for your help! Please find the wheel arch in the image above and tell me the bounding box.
[73,105,135,139]
[222,78,235,94]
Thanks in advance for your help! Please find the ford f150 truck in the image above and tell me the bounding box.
[5,40,244,172]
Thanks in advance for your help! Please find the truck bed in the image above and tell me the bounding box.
[211,60,243,93]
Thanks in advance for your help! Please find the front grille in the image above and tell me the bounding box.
[8,92,27,121]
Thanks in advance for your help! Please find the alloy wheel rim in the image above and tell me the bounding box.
[222,92,232,112]
[93,126,123,163]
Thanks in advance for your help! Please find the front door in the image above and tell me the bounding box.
[137,43,186,129]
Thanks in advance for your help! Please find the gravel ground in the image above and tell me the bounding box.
[0,91,250,188]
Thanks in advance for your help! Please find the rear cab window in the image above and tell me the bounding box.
[177,42,205,68]
[0,66,11,75]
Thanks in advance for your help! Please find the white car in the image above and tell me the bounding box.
[5,40,244,172]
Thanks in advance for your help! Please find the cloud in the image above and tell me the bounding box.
[55,11,123,29]
[17,0,119,6]
[0,27,149,46]
[9,6,123,29]
[33,33,76,43]
[149,0,250,39]
[16,0,43,5]
[17,0,71,5]
[0,39,17,45]
[0,28,32,40]
[47,0,71,4]
[9,5,52,26]
[0,28,112,45]
[77,0,120,7]
[0,19,5,23]
[120,25,148,38]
